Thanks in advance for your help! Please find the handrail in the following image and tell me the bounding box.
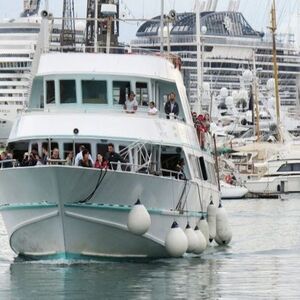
[0,159,18,169]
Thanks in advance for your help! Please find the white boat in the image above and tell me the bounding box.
[220,181,248,199]
[245,150,300,197]
[0,15,220,260]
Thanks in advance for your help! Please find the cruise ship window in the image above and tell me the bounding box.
[60,80,76,104]
[82,80,107,104]
[46,80,55,104]
[113,81,131,105]
[136,82,149,106]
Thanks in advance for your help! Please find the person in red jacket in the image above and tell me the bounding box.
[94,154,108,169]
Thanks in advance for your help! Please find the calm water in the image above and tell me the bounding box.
[1,196,300,300]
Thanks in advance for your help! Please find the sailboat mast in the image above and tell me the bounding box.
[270,0,281,139]
[196,0,202,114]
[252,50,260,142]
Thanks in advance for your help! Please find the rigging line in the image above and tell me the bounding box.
[79,168,108,203]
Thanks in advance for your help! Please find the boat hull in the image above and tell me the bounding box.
[245,175,300,197]
[0,166,218,259]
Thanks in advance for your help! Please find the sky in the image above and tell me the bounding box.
[0,0,299,44]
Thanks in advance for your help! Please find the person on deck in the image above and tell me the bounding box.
[164,92,179,119]
[78,149,93,168]
[105,143,124,170]
[124,91,138,113]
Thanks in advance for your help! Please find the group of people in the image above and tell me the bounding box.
[123,91,180,119]
[74,144,125,170]
[192,112,211,149]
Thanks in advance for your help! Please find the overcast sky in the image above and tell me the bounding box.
[0,0,299,44]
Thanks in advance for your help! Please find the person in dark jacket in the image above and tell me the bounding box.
[78,149,93,168]
[105,143,124,170]
[164,92,179,119]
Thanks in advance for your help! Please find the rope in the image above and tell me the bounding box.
[79,168,108,203]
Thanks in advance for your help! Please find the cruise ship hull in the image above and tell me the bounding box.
[0,166,217,259]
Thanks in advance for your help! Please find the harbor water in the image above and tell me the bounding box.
[0,196,300,299]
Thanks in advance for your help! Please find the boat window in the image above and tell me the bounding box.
[199,157,208,181]
[207,162,217,184]
[136,82,149,106]
[113,81,131,105]
[292,163,300,172]
[277,163,292,172]
[82,80,107,104]
[189,155,202,179]
[63,143,74,159]
[60,80,76,104]
[46,80,55,104]
[96,143,109,156]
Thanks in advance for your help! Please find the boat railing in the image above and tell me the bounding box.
[0,159,18,169]
[109,161,181,178]
[42,43,182,68]
[23,107,187,124]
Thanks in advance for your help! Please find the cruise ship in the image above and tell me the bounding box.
[0,1,85,144]
[0,16,40,143]
[131,3,300,135]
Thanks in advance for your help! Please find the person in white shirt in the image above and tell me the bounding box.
[148,101,158,115]
[75,145,94,166]
[124,91,138,113]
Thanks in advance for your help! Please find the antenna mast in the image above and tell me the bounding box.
[60,0,76,50]
[86,0,119,53]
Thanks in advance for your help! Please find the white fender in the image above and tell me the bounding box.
[127,199,151,235]
[215,203,232,245]
[207,200,217,242]
[184,223,198,253]
[193,226,207,254]
[198,216,209,244]
[165,221,188,257]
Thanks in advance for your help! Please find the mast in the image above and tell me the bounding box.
[160,0,164,54]
[61,0,76,50]
[252,50,260,142]
[196,0,202,114]
[270,0,281,141]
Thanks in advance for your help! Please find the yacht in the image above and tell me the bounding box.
[0,15,220,259]
[244,150,300,197]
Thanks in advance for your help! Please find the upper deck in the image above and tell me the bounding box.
[27,51,194,127]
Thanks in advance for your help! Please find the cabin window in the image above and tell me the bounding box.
[96,143,109,157]
[199,157,208,181]
[277,164,292,172]
[136,82,149,106]
[60,80,76,104]
[207,162,217,184]
[63,143,74,159]
[293,163,300,171]
[46,80,55,104]
[113,81,131,105]
[189,155,202,179]
[82,80,107,104]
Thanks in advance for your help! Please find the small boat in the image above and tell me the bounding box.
[220,181,248,199]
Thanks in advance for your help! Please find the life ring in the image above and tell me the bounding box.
[225,175,232,184]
